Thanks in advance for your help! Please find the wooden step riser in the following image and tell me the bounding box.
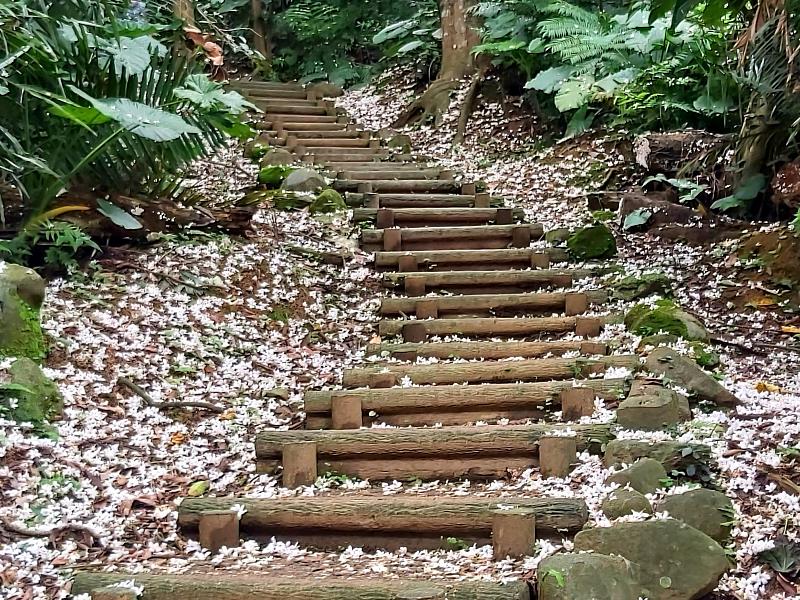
[341,170,442,180]
[341,356,635,388]
[362,224,544,253]
[73,574,532,600]
[367,340,610,360]
[234,82,305,91]
[247,90,311,100]
[256,98,322,107]
[293,138,373,148]
[326,163,431,170]
[375,248,569,271]
[379,316,607,340]
[337,180,460,194]
[282,131,364,139]
[305,378,628,429]
[379,290,606,317]
[178,497,588,542]
[264,106,332,116]
[307,147,387,155]
[354,208,524,229]
[265,115,341,124]
[382,270,593,295]
[280,123,349,131]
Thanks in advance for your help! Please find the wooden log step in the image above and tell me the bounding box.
[378,315,607,340]
[294,138,372,148]
[349,192,485,208]
[354,207,524,228]
[245,89,310,100]
[177,496,588,549]
[305,378,627,428]
[382,269,595,294]
[282,130,363,139]
[73,573,531,600]
[380,290,607,317]
[341,169,442,180]
[309,147,388,155]
[362,224,544,252]
[341,356,637,388]
[265,113,339,123]
[233,81,305,92]
[327,162,432,170]
[256,98,320,107]
[255,423,613,481]
[263,105,330,115]
[368,339,611,360]
[309,153,389,162]
[336,179,460,194]
[376,248,569,271]
[279,121,348,131]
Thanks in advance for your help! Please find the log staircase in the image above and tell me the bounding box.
[72,81,687,600]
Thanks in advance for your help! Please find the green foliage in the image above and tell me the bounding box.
[373,1,441,73]
[258,165,295,188]
[758,539,800,579]
[0,221,101,272]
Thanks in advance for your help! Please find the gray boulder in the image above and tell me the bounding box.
[602,488,653,520]
[659,489,734,542]
[537,553,643,600]
[0,263,46,360]
[617,379,691,431]
[1,358,62,423]
[260,148,295,166]
[612,273,672,301]
[574,519,729,600]
[604,439,711,473]
[281,168,327,193]
[645,347,738,405]
[606,457,667,494]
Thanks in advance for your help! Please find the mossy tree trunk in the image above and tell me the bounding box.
[250,0,271,63]
[173,0,195,26]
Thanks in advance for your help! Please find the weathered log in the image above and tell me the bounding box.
[381,269,593,293]
[631,130,728,174]
[341,356,637,388]
[353,208,523,227]
[352,193,488,208]
[362,224,544,253]
[379,316,591,338]
[342,169,442,180]
[337,180,460,194]
[367,340,608,360]
[178,495,588,536]
[72,574,531,600]
[380,291,607,317]
[375,248,569,270]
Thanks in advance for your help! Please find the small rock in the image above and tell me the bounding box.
[260,148,295,166]
[0,263,47,360]
[604,439,711,473]
[311,189,346,215]
[611,273,672,301]
[243,140,270,160]
[637,333,679,351]
[616,380,690,431]
[574,519,729,600]
[309,82,344,98]
[281,168,327,193]
[606,457,667,494]
[537,553,643,600]
[545,228,571,244]
[601,488,653,520]
[1,357,63,423]
[689,342,721,370]
[625,299,709,341]
[388,134,413,152]
[645,347,738,405]
[659,489,734,542]
[566,224,617,260]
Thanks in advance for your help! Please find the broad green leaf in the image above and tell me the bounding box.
[49,104,111,126]
[527,38,545,53]
[525,66,574,93]
[373,19,415,44]
[174,74,257,113]
[88,96,201,142]
[564,105,594,139]
[623,208,653,230]
[0,383,34,395]
[96,199,143,230]
[736,174,767,200]
[555,76,594,112]
[187,480,210,497]
[693,93,733,114]
[100,36,166,77]
[397,40,425,55]
[595,68,638,94]
[710,195,743,211]
[758,541,800,576]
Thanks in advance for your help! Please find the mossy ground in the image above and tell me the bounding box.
[0,292,46,361]
[625,299,690,338]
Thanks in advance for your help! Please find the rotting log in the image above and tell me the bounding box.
[375,248,569,270]
[362,224,544,252]
[353,208,524,227]
[178,495,589,536]
[381,269,593,292]
[341,356,637,387]
[379,290,607,316]
[72,574,531,600]
[366,340,609,360]
[379,316,593,338]
[337,180,461,194]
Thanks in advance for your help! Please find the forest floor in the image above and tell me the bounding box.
[1,72,799,600]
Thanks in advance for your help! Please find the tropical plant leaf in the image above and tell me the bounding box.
[397,40,424,55]
[87,96,201,142]
[96,199,143,230]
[623,207,653,230]
[174,74,257,113]
[525,66,574,92]
[99,36,166,77]
[555,76,594,111]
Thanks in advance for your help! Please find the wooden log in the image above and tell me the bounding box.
[374,248,570,270]
[198,511,239,553]
[342,169,441,180]
[415,299,439,319]
[561,387,597,421]
[331,396,362,430]
[178,495,589,536]
[539,436,577,478]
[282,442,317,488]
[492,508,536,559]
[575,316,603,337]
[462,183,477,195]
[402,322,428,342]
[298,138,371,148]
[366,193,488,208]
[564,292,589,316]
[380,291,608,317]
[404,275,427,296]
[379,316,584,338]
[367,340,609,360]
[262,114,338,124]
[352,208,523,227]
[341,356,637,388]
[256,424,614,461]
[337,180,461,193]
[72,574,531,600]
[362,224,544,252]
[397,255,419,272]
[381,269,594,293]
[383,229,402,251]
[89,588,137,600]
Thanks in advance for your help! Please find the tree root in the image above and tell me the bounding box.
[1,517,104,547]
[393,78,460,129]
[118,377,224,414]
[454,67,487,146]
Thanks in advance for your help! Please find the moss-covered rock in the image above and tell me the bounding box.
[606,457,668,494]
[311,189,346,215]
[258,165,295,188]
[0,263,47,360]
[545,228,571,244]
[624,299,709,341]
[689,342,721,370]
[1,357,62,423]
[658,489,734,542]
[602,488,653,520]
[259,148,294,166]
[281,168,326,193]
[566,224,617,260]
[244,140,270,160]
[537,553,643,600]
[612,273,672,301]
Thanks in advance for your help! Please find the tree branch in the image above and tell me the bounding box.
[118,377,224,414]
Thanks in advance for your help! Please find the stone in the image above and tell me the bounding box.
[601,488,653,519]
[611,273,672,301]
[645,347,738,405]
[0,263,46,360]
[309,82,344,98]
[281,168,326,193]
[388,134,413,153]
[310,189,346,215]
[617,380,691,431]
[574,519,729,600]
[625,299,709,341]
[658,489,734,542]
[604,439,711,473]
[606,457,667,494]
[258,165,295,188]
[260,148,295,166]
[537,553,643,600]
[1,357,63,423]
[689,342,721,370]
[566,224,617,260]
[545,228,571,244]
[243,139,270,160]
[637,333,679,351]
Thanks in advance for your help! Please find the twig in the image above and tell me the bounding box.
[118,377,224,414]
[711,335,800,356]
[1,518,104,547]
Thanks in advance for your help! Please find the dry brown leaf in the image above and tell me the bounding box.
[755,381,781,393]
[781,325,800,334]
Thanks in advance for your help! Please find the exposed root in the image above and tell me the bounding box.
[393,78,460,129]
[454,67,487,146]
[1,518,104,548]
[118,377,225,414]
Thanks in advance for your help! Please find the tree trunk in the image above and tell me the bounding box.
[250,0,271,61]
[173,0,195,26]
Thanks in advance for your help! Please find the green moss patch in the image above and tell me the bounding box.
[567,224,617,260]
